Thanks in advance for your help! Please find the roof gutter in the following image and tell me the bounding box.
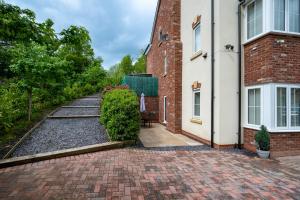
[211,0,215,148]
[237,0,245,149]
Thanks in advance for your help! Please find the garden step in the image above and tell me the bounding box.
[61,106,100,108]
[48,115,100,119]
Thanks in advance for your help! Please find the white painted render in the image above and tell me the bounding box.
[181,0,240,145]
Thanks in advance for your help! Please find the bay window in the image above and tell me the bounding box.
[245,84,300,131]
[245,0,300,40]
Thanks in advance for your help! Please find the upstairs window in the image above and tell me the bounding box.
[194,24,201,52]
[247,0,263,39]
[164,51,168,75]
[274,0,300,33]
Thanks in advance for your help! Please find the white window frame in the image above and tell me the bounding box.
[164,50,167,76]
[193,23,201,53]
[272,0,300,34]
[192,90,201,119]
[163,96,167,123]
[245,0,265,40]
[244,0,300,43]
[275,85,300,130]
[246,86,263,128]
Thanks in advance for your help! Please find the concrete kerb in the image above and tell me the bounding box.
[0,141,135,168]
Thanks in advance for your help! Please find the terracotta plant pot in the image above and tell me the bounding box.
[256,149,270,159]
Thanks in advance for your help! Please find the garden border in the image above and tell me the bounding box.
[2,107,60,159]
[0,141,135,168]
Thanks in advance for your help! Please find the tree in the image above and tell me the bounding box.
[10,43,67,121]
[120,55,133,75]
[0,1,39,77]
[133,52,146,73]
[59,26,94,74]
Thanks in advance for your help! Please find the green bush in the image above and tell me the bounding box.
[100,89,140,141]
[255,125,270,151]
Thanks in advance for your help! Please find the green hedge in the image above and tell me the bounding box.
[100,89,140,141]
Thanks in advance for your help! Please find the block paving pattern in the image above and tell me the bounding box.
[0,149,299,200]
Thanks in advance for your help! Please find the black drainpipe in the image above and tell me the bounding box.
[211,0,215,148]
[237,0,245,149]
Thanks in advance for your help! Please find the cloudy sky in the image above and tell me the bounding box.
[6,0,157,69]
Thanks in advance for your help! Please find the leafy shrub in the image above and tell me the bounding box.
[100,89,140,141]
[0,83,27,133]
[255,125,270,151]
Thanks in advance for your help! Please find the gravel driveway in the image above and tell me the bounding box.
[12,94,108,157]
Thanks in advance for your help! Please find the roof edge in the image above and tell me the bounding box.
[149,0,161,44]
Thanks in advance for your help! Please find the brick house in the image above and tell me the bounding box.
[145,0,300,157]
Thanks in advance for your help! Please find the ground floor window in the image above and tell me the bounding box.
[245,84,300,131]
[248,88,261,126]
[276,86,300,128]
[193,90,200,118]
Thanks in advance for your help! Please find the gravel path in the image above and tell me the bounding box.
[69,99,99,106]
[12,94,108,157]
[53,107,99,116]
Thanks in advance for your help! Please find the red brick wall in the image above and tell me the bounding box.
[144,97,159,122]
[244,128,300,157]
[146,0,182,133]
[244,33,300,86]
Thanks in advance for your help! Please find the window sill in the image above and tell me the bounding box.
[243,31,300,45]
[190,51,202,61]
[244,125,300,133]
[191,118,202,125]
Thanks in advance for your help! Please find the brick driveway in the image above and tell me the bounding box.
[0,148,299,200]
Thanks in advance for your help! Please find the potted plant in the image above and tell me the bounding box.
[255,125,270,159]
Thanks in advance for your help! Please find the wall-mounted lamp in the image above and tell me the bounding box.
[225,44,234,51]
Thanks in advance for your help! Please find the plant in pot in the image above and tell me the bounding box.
[255,125,270,159]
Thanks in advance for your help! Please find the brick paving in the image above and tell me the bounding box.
[0,148,299,200]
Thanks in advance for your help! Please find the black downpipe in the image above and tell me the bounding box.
[237,0,245,149]
[211,0,215,148]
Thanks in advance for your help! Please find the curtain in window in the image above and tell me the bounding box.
[277,88,287,127]
[274,0,286,31]
[291,88,300,127]
[289,0,300,32]
[248,89,261,125]
[194,92,200,117]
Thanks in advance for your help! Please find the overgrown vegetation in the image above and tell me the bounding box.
[0,1,147,147]
[100,89,140,141]
[0,1,107,144]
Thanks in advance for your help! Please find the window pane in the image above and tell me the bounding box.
[247,3,255,39]
[248,88,261,125]
[274,0,286,31]
[194,26,201,52]
[194,92,200,116]
[291,88,300,127]
[256,0,263,34]
[277,88,287,127]
[289,0,300,32]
